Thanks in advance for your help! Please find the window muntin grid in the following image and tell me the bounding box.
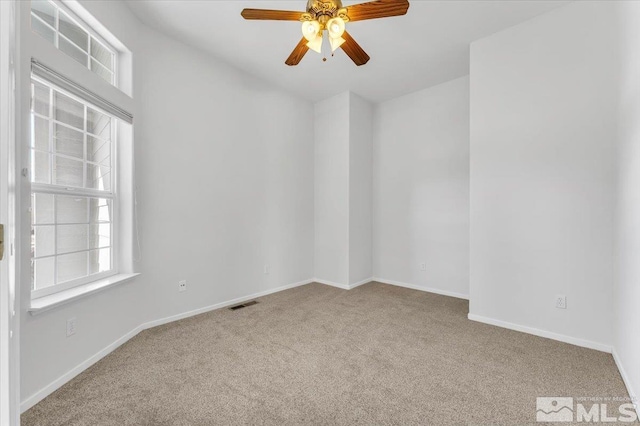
[30,77,117,297]
[30,0,116,86]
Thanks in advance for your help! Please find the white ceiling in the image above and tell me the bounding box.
[125,0,569,102]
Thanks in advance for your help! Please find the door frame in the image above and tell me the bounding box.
[0,0,19,424]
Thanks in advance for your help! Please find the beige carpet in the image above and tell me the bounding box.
[22,282,632,425]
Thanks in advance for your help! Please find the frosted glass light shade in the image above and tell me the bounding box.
[301,20,321,42]
[306,34,323,53]
[327,17,345,39]
[329,36,345,52]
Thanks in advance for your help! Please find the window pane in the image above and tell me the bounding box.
[89,224,110,249]
[33,193,55,225]
[89,248,111,275]
[57,224,88,254]
[54,92,84,130]
[29,1,118,89]
[59,11,88,52]
[30,76,119,294]
[87,164,110,191]
[53,124,83,159]
[33,116,50,152]
[57,195,88,224]
[89,198,111,223]
[90,39,112,71]
[90,59,113,85]
[33,151,51,184]
[59,36,88,67]
[31,16,55,44]
[87,137,110,165]
[87,108,110,138]
[33,257,55,290]
[53,156,83,188]
[32,81,50,117]
[31,0,55,27]
[57,251,87,283]
[34,226,55,258]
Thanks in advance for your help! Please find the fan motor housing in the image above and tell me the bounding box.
[303,0,349,26]
[307,0,343,17]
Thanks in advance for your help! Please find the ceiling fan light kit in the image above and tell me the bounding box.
[241,0,410,66]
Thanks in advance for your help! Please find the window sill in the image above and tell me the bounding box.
[29,273,140,315]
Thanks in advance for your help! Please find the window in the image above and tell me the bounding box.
[30,76,119,298]
[30,0,116,86]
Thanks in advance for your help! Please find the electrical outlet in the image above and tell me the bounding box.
[66,317,76,337]
[178,280,187,292]
[420,262,426,271]
[264,264,269,274]
[556,294,567,309]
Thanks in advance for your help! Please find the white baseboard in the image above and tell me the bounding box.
[349,277,372,289]
[20,278,314,414]
[313,278,374,290]
[314,277,470,298]
[372,277,469,300]
[467,313,611,353]
[313,277,470,300]
[144,279,314,329]
[612,348,639,417]
[313,278,350,290]
[20,324,144,413]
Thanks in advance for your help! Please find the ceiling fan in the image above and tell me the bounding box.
[241,0,410,66]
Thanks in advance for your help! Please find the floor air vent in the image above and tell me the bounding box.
[229,300,258,311]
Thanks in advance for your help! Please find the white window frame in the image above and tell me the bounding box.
[30,75,118,299]
[30,0,118,87]
[1,0,19,422]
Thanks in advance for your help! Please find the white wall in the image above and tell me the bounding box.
[373,76,470,298]
[134,26,314,324]
[469,1,617,349]
[314,92,350,286]
[613,0,640,405]
[348,93,373,286]
[20,0,315,406]
[314,92,374,287]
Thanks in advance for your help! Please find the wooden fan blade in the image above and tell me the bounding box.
[340,31,370,66]
[346,0,409,22]
[285,38,310,66]
[241,9,303,21]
